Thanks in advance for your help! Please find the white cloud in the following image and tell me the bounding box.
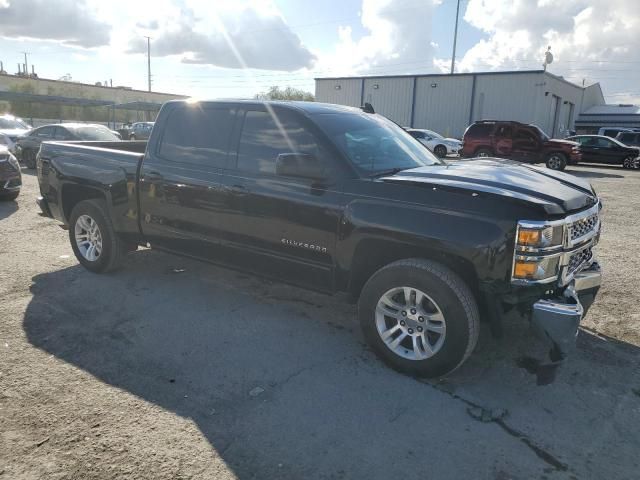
[0,0,111,47]
[319,0,441,76]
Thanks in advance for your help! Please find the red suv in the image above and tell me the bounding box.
[461,120,581,171]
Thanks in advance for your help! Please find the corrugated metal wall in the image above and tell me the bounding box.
[362,77,413,126]
[314,78,362,107]
[316,71,590,139]
[413,75,473,138]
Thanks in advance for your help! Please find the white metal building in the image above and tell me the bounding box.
[315,70,605,139]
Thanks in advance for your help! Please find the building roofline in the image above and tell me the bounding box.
[315,69,546,81]
[315,69,591,91]
[0,73,185,98]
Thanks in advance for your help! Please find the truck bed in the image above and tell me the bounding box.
[37,140,146,242]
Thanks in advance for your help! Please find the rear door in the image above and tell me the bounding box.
[138,103,239,254]
[493,124,513,157]
[222,106,347,292]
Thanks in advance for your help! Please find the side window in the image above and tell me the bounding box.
[35,126,54,138]
[159,106,235,167]
[53,127,69,140]
[515,129,537,142]
[236,110,325,176]
[496,125,512,138]
[409,131,423,139]
[596,138,614,148]
[619,133,633,143]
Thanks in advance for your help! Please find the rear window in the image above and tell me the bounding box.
[159,106,235,167]
[465,123,494,138]
[619,133,636,143]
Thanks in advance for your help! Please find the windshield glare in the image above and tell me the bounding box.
[314,113,442,175]
[75,127,119,141]
[0,117,29,130]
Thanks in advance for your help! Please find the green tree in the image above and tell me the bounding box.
[255,86,314,102]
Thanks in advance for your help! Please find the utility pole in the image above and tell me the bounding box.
[144,36,152,92]
[21,51,29,76]
[450,0,461,74]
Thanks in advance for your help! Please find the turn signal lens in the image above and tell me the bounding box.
[517,229,541,246]
[513,261,538,279]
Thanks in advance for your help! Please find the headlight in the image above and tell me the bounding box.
[8,153,20,170]
[512,221,564,283]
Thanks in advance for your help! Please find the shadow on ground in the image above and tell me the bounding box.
[23,249,640,479]
[566,168,624,179]
[0,197,19,219]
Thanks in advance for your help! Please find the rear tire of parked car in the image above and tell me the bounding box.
[358,258,480,378]
[23,149,36,169]
[0,191,19,201]
[622,156,635,169]
[68,199,127,273]
[434,145,447,158]
[474,148,493,158]
[546,152,567,171]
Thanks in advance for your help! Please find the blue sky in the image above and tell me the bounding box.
[0,0,638,103]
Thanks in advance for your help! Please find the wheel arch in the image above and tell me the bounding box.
[347,238,479,301]
[61,183,107,224]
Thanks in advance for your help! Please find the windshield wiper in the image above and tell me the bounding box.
[368,167,409,178]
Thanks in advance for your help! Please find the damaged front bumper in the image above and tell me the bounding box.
[531,261,601,358]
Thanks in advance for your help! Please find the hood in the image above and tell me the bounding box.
[444,137,462,144]
[547,138,578,148]
[0,128,29,139]
[381,159,597,216]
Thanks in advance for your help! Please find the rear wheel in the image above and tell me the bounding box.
[546,152,567,171]
[474,148,493,158]
[434,145,447,158]
[0,191,19,201]
[358,258,480,378]
[622,156,635,169]
[69,199,127,273]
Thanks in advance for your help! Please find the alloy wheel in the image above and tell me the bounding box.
[375,286,446,360]
[74,214,103,261]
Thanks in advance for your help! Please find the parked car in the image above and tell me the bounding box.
[597,127,640,138]
[616,131,640,148]
[37,100,602,378]
[0,114,31,154]
[461,120,581,171]
[565,135,640,169]
[16,123,121,168]
[128,122,154,140]
[0,145,21,201]
[406,129,462,157]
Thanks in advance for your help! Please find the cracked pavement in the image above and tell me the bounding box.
[1,167,640,479]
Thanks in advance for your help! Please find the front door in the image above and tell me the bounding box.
[511,127,541,163]
[222,107,347,292]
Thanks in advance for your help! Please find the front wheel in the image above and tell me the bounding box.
[546,152,567,171]
[358,259,480,378]
[474,148,493,158]
[69,199,127,273]
[433,145,447,158]
[622,156,635,169]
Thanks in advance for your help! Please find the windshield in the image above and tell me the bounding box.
[533,125,550,141]
[314,113,442,175]
[74,127,120,141]
[0,117,29,130]
[425,129,443,139]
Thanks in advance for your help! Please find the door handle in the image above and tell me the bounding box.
[230,184,249,196]
[144,171,163,181]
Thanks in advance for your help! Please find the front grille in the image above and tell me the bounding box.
[569,212,598,242]
[568,247,593,275]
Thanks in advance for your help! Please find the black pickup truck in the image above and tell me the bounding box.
[36,100,602,378]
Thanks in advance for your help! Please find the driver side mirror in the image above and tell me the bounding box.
[276,153,326,181]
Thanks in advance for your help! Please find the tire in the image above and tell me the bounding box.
[129,134,136,141]
[358,258,480,378]
[68,199,127,273]
[474,148,493,158]
[546,152,567,171]
[24,149,36,169]
[434,145,447,158]
[622,156,635,169]
[0,191,19,201]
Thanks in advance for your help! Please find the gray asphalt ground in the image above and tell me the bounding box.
[1,165,639,480]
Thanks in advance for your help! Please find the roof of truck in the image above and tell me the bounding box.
[174,99,363,115]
